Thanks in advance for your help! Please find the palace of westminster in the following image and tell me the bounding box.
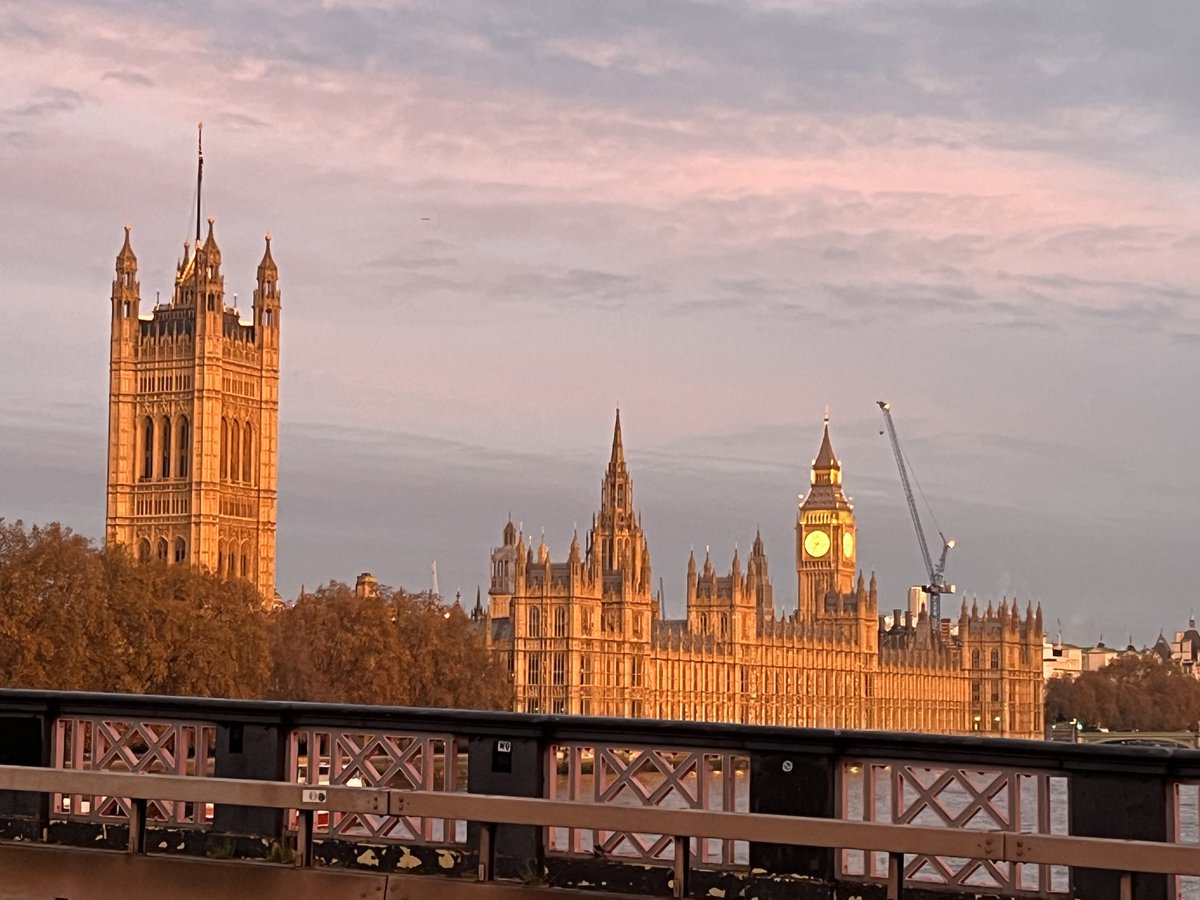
[104,159,1044,738]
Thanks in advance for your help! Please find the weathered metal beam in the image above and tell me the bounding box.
[0,764,387,814]
[1005,832,1200,877]
[391,789,1002,861]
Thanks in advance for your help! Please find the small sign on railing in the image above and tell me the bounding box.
[492,739,513,773]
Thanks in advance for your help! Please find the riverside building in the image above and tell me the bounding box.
[485,413,1044,737]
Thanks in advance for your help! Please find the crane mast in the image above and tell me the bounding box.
[877,401,955,624]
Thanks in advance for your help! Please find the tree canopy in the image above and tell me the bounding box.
[1045,652,1200,732]
[0,519,508,711]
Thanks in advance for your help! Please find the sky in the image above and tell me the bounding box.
[2,0,1199,646]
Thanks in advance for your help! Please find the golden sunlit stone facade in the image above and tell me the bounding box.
[105,217,281,603]
[486,413,1044,737]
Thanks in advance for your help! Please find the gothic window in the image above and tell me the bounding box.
[991,684,1001,702]
[161,416,172,478]
[122,301,130,317]
[971,681,981,703]
[632,657,643,687]
[218,542,225,576]
[552,652,566,685]
[142,417,154,479]
[582,610,593,636]
[552,698,566,715]
[527,654,542,685]
[138,539,151,562]
[174,538,186,564]
[720,614,729,639]
[580,655,591,685]
[156,538,168,560]
[990,649,1000,669]
[553,606,567,637]
[220,418,228,480]
[177,416,190,477]
[240,543,250,579]
[242,423,253,483]
[528,607,541,638]
[230,420,241,483]
[264,308,273,327]
[700,613,708,634]
[971,649,980,669]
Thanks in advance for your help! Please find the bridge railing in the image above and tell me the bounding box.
[2,689,1199,899]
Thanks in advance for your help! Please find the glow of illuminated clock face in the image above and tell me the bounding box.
[843,532,855,559]
[804,529,831,558]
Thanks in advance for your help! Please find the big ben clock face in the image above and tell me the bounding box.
[843,532,855,559]
[804,529,831,558]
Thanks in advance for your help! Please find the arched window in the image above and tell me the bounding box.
[240,542,250,578]
[554,606,567,637]
[720,614,729,639]
[157,538,168,560]
[242,423,253,483]
[218,543,225,577]
[528,607,541,638]
[990,649,1001,669]
[138,539,151,562]
[177,416,190,477]
[230,420,241,483]
[174,537,187,564]
[971,649,980,669]
[220,418,228,480]
[700,613,709,633]
[161,416,172,478]
[142,417,154,479]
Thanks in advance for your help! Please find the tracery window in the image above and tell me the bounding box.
[553,606,567,637]
[220,418,228,480]
[230,421,241,483]
[177,416,190,477]
[142,417,154,479]
[161,416,172,478]
[528,606,541,638]
[990,649,1000,669]
[242,423,253,484]
[174,538,186,564]
[156,538,168,560]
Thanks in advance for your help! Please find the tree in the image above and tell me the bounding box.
[1045,652,1200,731]
[0,519,507,710]
[271,582,509,709]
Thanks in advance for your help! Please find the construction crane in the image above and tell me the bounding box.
[877,401,956,624]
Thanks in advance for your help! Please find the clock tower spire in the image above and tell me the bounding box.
[796,412,857,620]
